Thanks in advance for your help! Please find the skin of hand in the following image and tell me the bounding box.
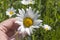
[0,18,19,40]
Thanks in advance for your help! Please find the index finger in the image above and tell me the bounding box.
[0,18,19,33]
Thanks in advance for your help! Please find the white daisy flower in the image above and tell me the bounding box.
[43,24,51,31]
[21,0,35,5]
[6,7,16,17]
[15,7,42,36]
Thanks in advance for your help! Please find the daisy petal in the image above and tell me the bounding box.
[22,8,25,14]
[29,27,33,34]
[16,14,24,18]
[21,1,29,5]
[15,21,23,25]
[26,7,35,18]
[21,27,25,33]
[31,26,39,28]
[16,17,23,22]
[6,11,9,15]
[25,28,31,35]
[34,20,43,26]
[21,0,35,5]
[18,9,25,15]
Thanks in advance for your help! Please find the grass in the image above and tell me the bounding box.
[0,0,60,40]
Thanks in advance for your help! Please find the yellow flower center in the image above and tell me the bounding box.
[29,2,32,4]
[29,1,32,4]
[23,17,33,28]
[45,27,48,31]
[10,11,14,15]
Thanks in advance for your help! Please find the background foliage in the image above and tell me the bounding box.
[0,0,60,40]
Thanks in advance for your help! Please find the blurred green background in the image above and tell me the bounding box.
[0,0,60,40]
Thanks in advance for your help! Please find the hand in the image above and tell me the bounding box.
[0,18,19,40]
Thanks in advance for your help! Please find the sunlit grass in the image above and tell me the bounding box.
[0,0,60,40]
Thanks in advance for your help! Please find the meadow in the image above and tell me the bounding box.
[0,0,60,40]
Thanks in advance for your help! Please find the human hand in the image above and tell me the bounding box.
[0,18,19,40]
